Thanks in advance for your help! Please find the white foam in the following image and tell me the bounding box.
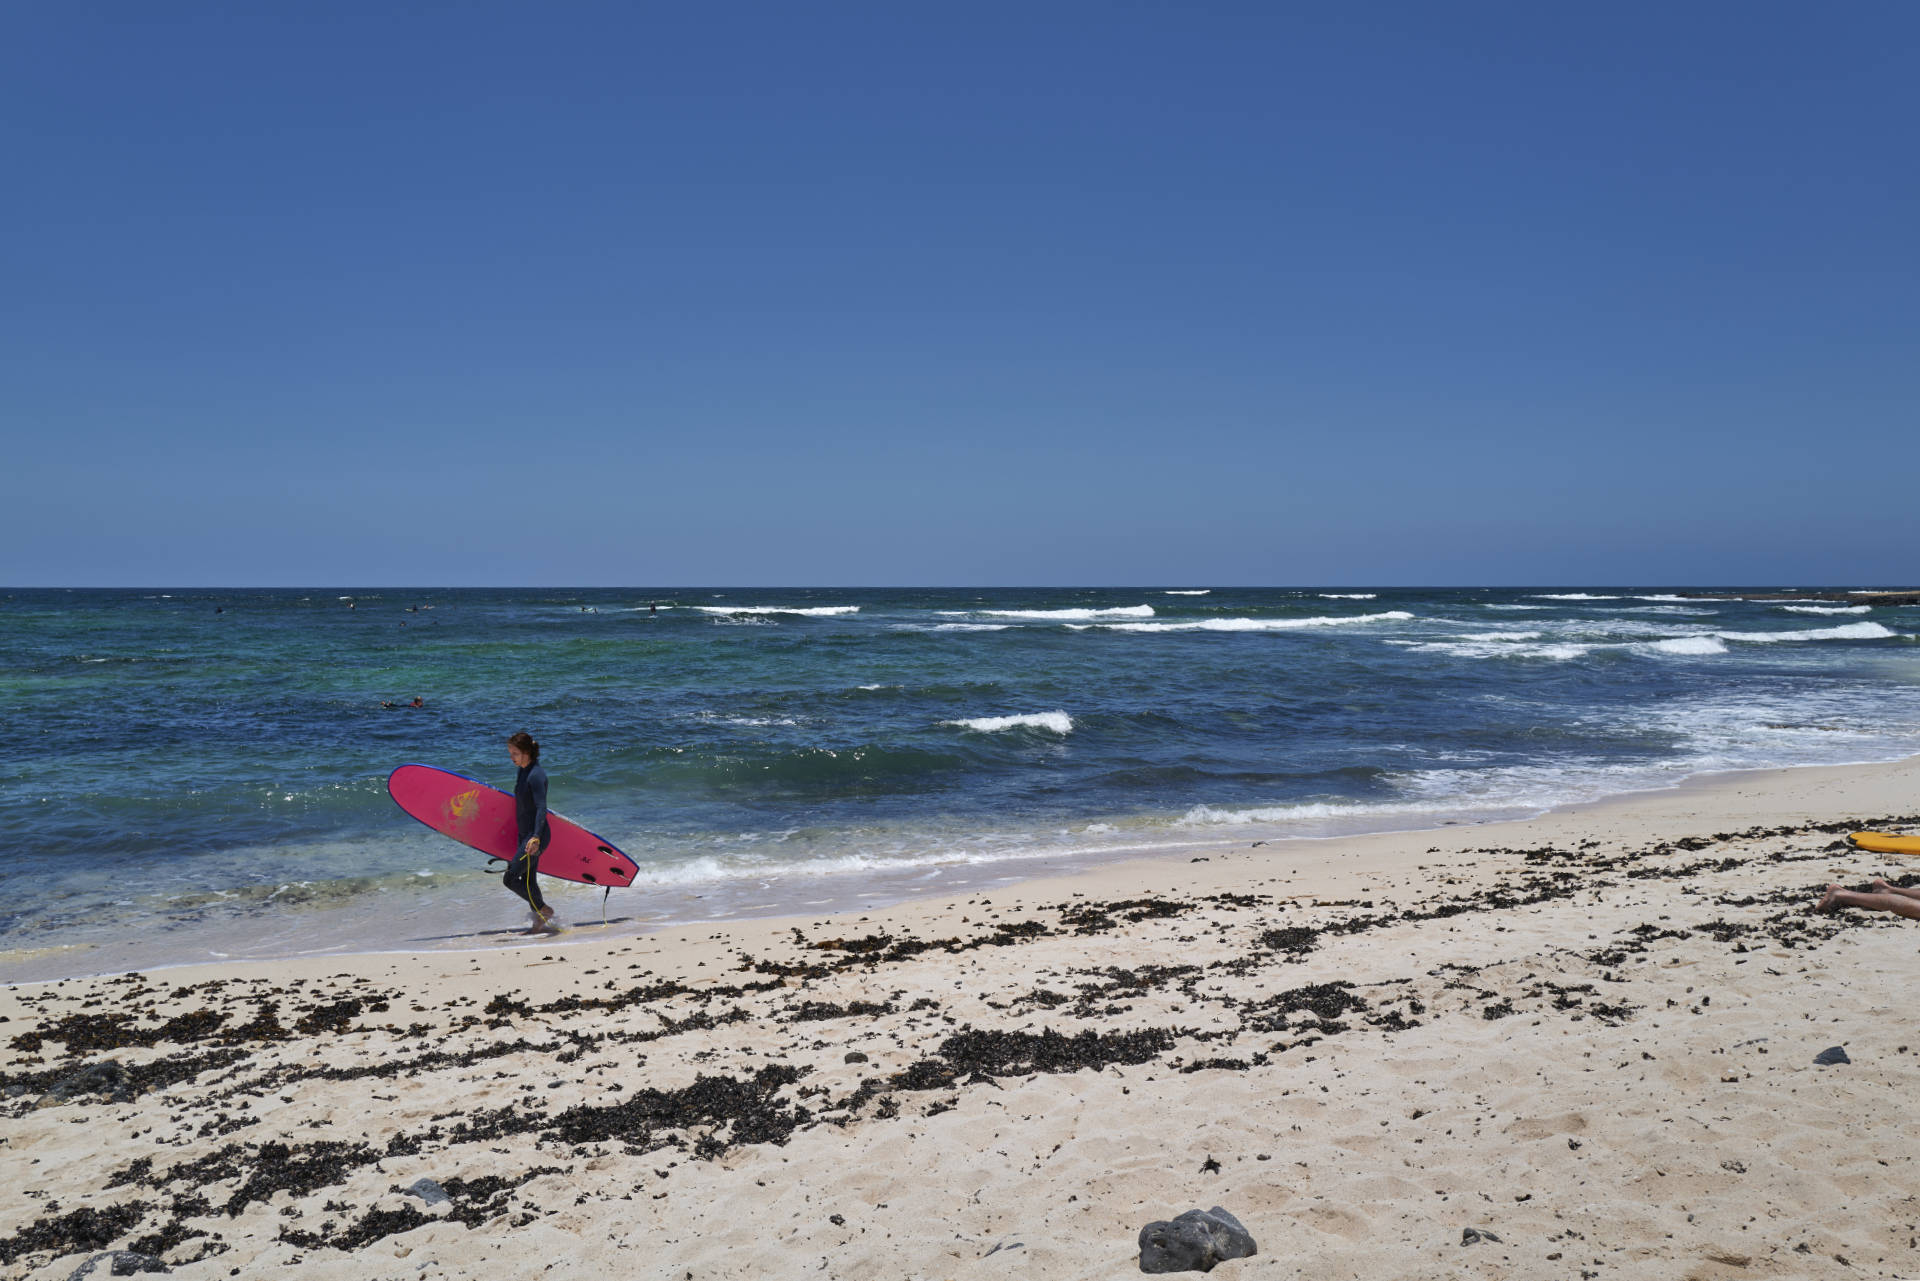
[1531,593,1621,600]
[945,605,1156,621]
[1179,802,1361,826]
[1646,636,1728,656]
[1633,594,1718,602]
[1717,621,1895,643]
[1408,628,1732,660]
[1319,593,1377,599]
[943,711,1074,734]
[695,605,860,616]
[1174,796,1517,826]
[1409,640,1595,661]
[932,623,1011,632]
[611,828,1204,891]
[1163,590,1211,596]
[1483,604,1545,610]
[1781,604,1869,615]
[1099,611,1414,633]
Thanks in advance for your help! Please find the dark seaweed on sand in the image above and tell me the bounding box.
[8,812,1919,1267]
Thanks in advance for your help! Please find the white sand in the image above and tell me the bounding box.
[5,757,1920,1279]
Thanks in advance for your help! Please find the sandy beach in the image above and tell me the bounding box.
[6,757,1920,1280]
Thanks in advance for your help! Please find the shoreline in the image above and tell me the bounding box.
[5,754,1920,1276]
[8,750,1919,987]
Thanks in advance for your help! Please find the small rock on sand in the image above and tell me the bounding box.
[1138,1206,1256,1273]
[402,1177,452,1206]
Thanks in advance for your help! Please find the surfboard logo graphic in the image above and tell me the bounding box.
[444,788,482,832]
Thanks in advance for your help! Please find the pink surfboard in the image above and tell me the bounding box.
[387,763,638,889]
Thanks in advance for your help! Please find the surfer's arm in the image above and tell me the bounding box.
[526,769,550,853]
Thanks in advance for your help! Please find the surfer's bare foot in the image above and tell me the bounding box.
[534,906,559,933]
[1815,884,1842,913]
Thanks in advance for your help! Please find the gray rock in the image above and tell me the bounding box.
[66,1252,169,1278]
[1461,1227,1503,1245]
[38,1061,136,1108]
[844,1051,869,1064]
[1138,1206,1257,1273]
[1813,1046,1850,1066]
[401,1177,451,1206]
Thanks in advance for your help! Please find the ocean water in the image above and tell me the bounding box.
[4,587,1917,979]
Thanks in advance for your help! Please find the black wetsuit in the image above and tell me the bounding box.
[505,761,552,912]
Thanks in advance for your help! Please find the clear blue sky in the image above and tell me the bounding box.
[4,2,1914,586]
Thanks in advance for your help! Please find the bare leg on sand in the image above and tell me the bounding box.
[1817,883,1920,920]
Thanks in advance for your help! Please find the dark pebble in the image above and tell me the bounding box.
[1813,1046,1851,1066]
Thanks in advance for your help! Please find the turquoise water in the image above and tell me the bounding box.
[4,587,1917,977]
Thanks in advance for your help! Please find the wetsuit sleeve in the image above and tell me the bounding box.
[528,769,550,846]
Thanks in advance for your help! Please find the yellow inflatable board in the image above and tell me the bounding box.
[1848,831,1920,855]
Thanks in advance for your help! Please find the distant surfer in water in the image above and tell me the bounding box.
[506,731,557,933]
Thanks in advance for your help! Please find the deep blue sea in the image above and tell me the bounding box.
[5,587,1917,978]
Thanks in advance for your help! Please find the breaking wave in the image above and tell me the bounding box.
[1718,622,1894,643]
[1099,611,1414,633]
[695,605,861,617]
[943,711,1074,734]
[1647,636,1728,656]
[947,605,1155,621]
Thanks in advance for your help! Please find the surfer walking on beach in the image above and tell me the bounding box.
[506,731,558,933]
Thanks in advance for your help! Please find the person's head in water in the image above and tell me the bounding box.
[507,731,540,768]
[409,697,424,708]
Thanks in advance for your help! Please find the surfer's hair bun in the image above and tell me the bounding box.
[507,731,540,762]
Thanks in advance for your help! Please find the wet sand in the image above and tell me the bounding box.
[5,756,1920,1280]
